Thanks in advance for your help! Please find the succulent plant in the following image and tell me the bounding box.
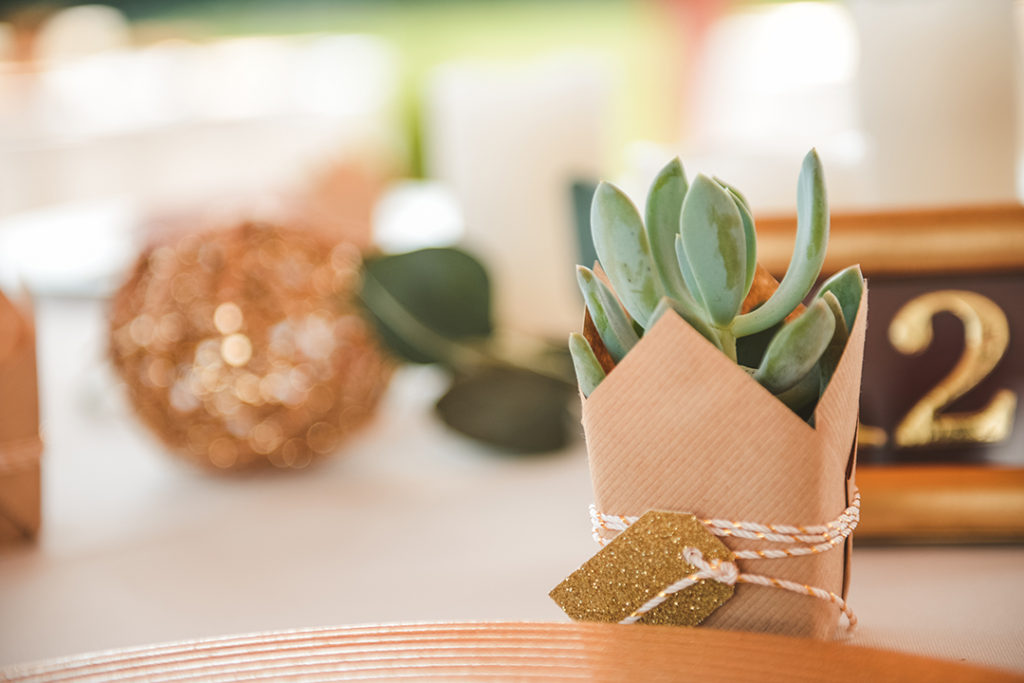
[569,149,864,420]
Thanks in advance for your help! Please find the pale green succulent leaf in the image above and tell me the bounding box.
[814,266,864,392]
[726,186,758,301]
[712,176,757,300]
[820,290,849,340]
[645,158,696,306]
[713,176,750,211]
[649,296,723,350]
[679,174,748,326]
[733,149,829,337]
[591,182,662,327]
[775,364,821,415]
[568,332,606,397]
[576,265,639,362]
[815,265,864,331]
[817,290,849,391]
[674,234,705,312]
[753,298,835,394]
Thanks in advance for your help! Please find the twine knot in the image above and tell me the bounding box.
[600,496,861,629]
[683,547,738,586]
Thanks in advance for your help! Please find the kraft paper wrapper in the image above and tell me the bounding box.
[0,291,42,544]
[581,290,867,639]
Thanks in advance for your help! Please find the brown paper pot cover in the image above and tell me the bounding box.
[581,292,868,638]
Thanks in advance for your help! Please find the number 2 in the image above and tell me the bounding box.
[887,290,1017,447]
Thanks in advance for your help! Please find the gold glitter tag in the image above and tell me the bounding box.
[550,511,735,626]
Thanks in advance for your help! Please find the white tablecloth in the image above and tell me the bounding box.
[1,299,1022,672]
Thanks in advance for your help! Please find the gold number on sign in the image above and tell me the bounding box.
[857,422,888,448]
[888,290,1017,447]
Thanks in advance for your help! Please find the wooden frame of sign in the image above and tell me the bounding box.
[757,204,1024,543]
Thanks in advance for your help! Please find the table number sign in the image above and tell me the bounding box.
[859,284,1017,455]
[758,205,1024,542]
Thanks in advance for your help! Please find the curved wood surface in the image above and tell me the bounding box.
[4,622,1019,682]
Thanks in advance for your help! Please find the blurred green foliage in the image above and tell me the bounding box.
[359,247,577,454]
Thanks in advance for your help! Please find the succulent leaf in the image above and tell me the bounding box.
[576,266,639,362]
[591,182,663,327]
[753,298,835,395]
[727,187,758,302]
[817,290,849,390]
[569,332,606,397]
[674,234,705,311]
[820,290,848,338]
[732,149,829,337]
[645,158,696,306]
[649,296,723,349]
[775,364,821,414]
[711,177,757,302]
[815,265,864,331]
[713,176,750,211]
[679,174,748,327]
[576,149,844,421]
[814,266,864,392]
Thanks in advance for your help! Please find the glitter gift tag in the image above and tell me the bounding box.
[550,511,735,626]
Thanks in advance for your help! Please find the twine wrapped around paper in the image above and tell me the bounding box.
[577,291,867,638]
[582,495,861,628]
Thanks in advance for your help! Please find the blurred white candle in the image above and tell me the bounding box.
[850,0,1018,207]
[35,4,130,62]
[425,55,611,339]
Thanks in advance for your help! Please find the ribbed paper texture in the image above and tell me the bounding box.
[581,293,867,638]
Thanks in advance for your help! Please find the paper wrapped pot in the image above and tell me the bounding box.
[579,290,867,639]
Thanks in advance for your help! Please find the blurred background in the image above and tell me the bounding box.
[1,0,1023,671]
[2,0,1020,330]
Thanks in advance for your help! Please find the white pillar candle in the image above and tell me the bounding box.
[425,55,611,339]
[850,0,1018,207]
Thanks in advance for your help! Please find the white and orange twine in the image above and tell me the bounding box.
[589,493,860,628]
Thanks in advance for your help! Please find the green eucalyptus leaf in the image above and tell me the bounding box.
[590,182,662,327]
[576,266,639,362]
[436,365,574,453]
[815,265,864,331]
[754,298,835,394]
[733,149,829,337]
[360,273,460,367]
[649,296,722,349]
[645,158,696,305]
[360,248,492,365]
[568,332,606,397]
[679,174,748,327]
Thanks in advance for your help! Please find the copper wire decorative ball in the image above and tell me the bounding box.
[110,222,392,471]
